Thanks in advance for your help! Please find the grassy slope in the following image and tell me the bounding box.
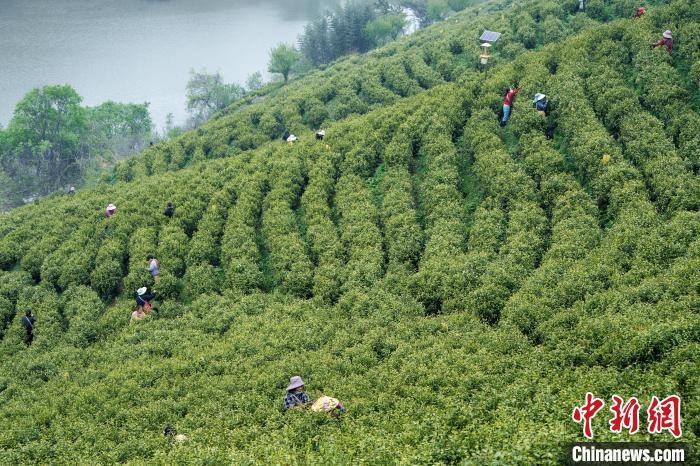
[1,0,699,463]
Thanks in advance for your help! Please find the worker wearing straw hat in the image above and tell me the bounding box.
[651,30,673,54]
[135,286,155,312]
[105,203,117,218]
[283,376,310,411]
[533,93,549,117]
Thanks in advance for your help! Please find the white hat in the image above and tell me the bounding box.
[107,203,116,211]
[534,93,546,102]
[137,287,147,296]
[286,134,298,142]
[663,30,672,39]
[287,375,305,391]
[316,130,325,136]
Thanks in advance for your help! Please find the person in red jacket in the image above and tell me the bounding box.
[633,7,646,18]
[651,30,673,54]
[500,85,521,126]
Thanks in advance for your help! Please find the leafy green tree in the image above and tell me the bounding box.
[268,43,302,83]
[245,72,265,91]
[427,0,451,22]
[447,0,472,10]
[0,85,152,207]
[0,85,88,197]
[186,70,245,125]
[86,101,152,155]
[364,13,406,47]
[163,113,184,139]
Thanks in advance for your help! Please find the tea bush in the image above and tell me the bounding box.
[0,0,697,462]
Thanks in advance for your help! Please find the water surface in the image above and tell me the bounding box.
[0,0,337,128]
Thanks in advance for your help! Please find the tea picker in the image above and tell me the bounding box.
[651,30,673,54]
[21,309,36,346]
[147,255,160,282]
[283,376,310,411]
[135,286,155,312]
[164,425,188,443]
[501,85,521,126]
[534,93,549,116]
[164,202,175,218]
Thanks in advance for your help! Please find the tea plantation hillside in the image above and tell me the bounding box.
[105,0,678,184]
[1,0,699,463]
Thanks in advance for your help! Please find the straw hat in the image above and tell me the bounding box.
[107,203,116,211]
[287,375,305,391]
[534,93,546,102]
[316,130,325,136]
[287,134,298,142]
[663,30,672,39]
[137,287,147,296]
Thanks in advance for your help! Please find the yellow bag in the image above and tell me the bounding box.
[311,396,340,413]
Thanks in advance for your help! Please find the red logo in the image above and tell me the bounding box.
[572,392,605,439]
[609,395,640,434]
[573,394,682,438]
[647,395,682,438]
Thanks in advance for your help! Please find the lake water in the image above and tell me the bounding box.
[0,0,337,129]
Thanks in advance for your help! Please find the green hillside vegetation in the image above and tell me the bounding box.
[1,0,699,463]
[106,0,659,184]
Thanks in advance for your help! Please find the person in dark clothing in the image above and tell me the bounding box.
[163,425,188,442]
[315,130,326,140]
[68,186,76,196]
[282,131,290,142]
[164,202,175,218]
[651,30,673,54]
[283,376,310,411]
[534,93,549,116]
[21,309,35,346]
[136,287,155,311]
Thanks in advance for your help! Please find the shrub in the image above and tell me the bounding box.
[63,285,106,347]
[183,263,224,298]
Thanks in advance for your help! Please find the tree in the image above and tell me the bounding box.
[186,70,245,125]
[163,113,183,140]
[246,72,264,92]
[86,101,152,155]
[0,168,17,211]
[0,85,89,197]
[268,43,302,83]
[300,16,333,66]
[427,0,451,22]
[364,13,406,47]
[0,85,153,207]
